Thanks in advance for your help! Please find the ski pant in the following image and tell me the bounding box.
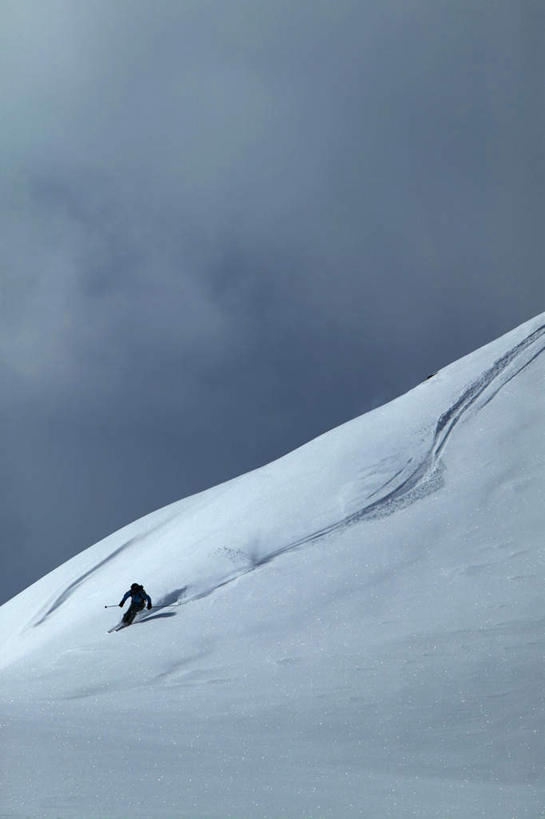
[122,600,145,625]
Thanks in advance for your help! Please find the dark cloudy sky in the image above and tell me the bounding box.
[1,0,543,604]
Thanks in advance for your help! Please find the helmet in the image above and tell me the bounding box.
[131,583,140,591]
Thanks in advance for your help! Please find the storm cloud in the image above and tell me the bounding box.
[1,0,543,602]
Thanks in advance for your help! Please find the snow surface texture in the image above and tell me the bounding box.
[1,314,544,818]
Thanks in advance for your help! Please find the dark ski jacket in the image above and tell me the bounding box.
[120,586,152,608]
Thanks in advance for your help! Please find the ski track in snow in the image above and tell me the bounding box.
[150,322,545,613]
[31,323,545,624]
[31,537,139,627]
[29,528,186,629]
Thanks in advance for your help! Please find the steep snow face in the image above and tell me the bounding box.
[1,314,544,819]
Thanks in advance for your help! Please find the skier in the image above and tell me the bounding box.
[119,583,152,625]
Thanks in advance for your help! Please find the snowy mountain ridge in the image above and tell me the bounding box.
[2,314,543,664]
[1,313,544,818]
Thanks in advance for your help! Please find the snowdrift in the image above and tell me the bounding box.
[1,314,544,818]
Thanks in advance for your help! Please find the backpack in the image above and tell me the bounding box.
[130,584,146,603]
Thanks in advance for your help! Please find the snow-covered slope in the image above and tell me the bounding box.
[1,314,544,818]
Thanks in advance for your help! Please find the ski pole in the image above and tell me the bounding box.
[104,604,120,608]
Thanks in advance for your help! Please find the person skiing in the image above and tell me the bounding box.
[119,583,152,625]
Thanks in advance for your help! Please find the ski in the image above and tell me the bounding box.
[106,601,184,633]
[107,621,130,633]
